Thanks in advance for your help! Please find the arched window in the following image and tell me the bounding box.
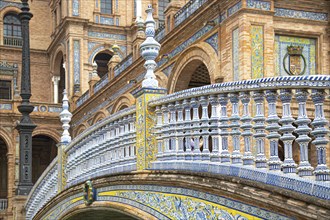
[3,13,22,47]
[100,0,112,14]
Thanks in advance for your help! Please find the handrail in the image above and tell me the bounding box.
[149,75,330,107]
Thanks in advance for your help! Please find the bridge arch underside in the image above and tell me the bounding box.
[34,172,330,220]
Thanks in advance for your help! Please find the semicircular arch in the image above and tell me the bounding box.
[92,111,107,125]
[168,43,220,93]
[0,6,21,18]
[0,128,13,150]
[111,93,135,114]
[32,128,61,143]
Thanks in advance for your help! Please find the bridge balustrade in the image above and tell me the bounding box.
[149,75,330,198]
[25,159,58,219]
[65,107,137,188]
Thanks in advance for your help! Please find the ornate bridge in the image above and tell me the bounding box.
[25,75,330,220]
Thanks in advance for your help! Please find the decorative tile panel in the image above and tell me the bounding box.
[251,25,264,79]
[275,8,328,21]
[228,1,242,16]
[88,42,99,52]
[0,103,12,110]
[157,16,220,67]
[114,55,133,77]
[72,0,79,16]
[205,33,219,54]
[232,28,239,81]
[73,40,80,92]
[275,35,316,76]
[0,1,21,9]
[100,16,114,25]
[162,63,175,77]
[88,32,127,41]
[247,0,271,11]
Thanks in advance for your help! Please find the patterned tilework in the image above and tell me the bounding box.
[251,25,264,79]
[114,55,133,77]
[72,0,79,16]
[67,41,71,95]
[97,185,291,220]
[73,40,80,92]
[135,89,166,170]
[0,1,21,9]
[162,63,175,77]
[275,8,328,21]
[157,16,220,67]
[0,104,12,110]
[232,28,239,81]
[100,16,114,25]
[88,42,99,52]
[275,35,316,76]
[247,0,271,11]
[228,1,242,16]
[205,33,219,54]
[88,31,127,41]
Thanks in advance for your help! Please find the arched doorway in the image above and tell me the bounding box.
[32,135,57,184]
[174,61,211,92]
[0,137,8,209]
[93,52,112,78]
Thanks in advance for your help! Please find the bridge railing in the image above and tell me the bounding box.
[149,75,330,184]
[65,106,137,188]
[25,158,58,220]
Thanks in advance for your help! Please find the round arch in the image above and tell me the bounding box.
[51,44,66,74]
[32,128,61,143]
[0,128,13,151]
[0,6,21,19]
[74,124,87,138]
[92,111,107,125]
[88,45,124,64]
[59,202,157,220]
[111,93,135,114]
[168,43,220,93]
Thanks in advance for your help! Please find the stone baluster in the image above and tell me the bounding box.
[295,89,313,177]
[168,103,177,159]
[229,93,242,164]
[265,90,282,170]
[253,91,267,168]
[176,101,185,160]
[240,91,254,165]
[200,96,210,160]
[162,104,170,159]
[191,97,201,160]
[209,95,220,162]
[311,89,330,181]
[155,106,164,159]
[279,89,297,173]
[219,94,230,163]
[183,99,192,160]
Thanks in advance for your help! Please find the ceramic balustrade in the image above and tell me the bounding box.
[174,0,209,27]
[64,107,136,188]
[149,75,330,182]
[25,159,58,220]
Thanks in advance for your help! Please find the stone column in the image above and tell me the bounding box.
[52,76,60,103]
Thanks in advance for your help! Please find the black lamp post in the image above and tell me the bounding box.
[16,0,36,196]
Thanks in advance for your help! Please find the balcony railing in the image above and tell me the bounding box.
[76,90,90,107]
[3,36,23,47]
[113,54,133,77]
[174,0,209,27]
[0,199,7,210]
[93,74,109,94]
[155,23,166,42]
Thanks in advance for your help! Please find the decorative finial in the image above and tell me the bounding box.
[90,61,98,79]
[112,44,120,55]
[140,4,161,88]
[60,89,72,143]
